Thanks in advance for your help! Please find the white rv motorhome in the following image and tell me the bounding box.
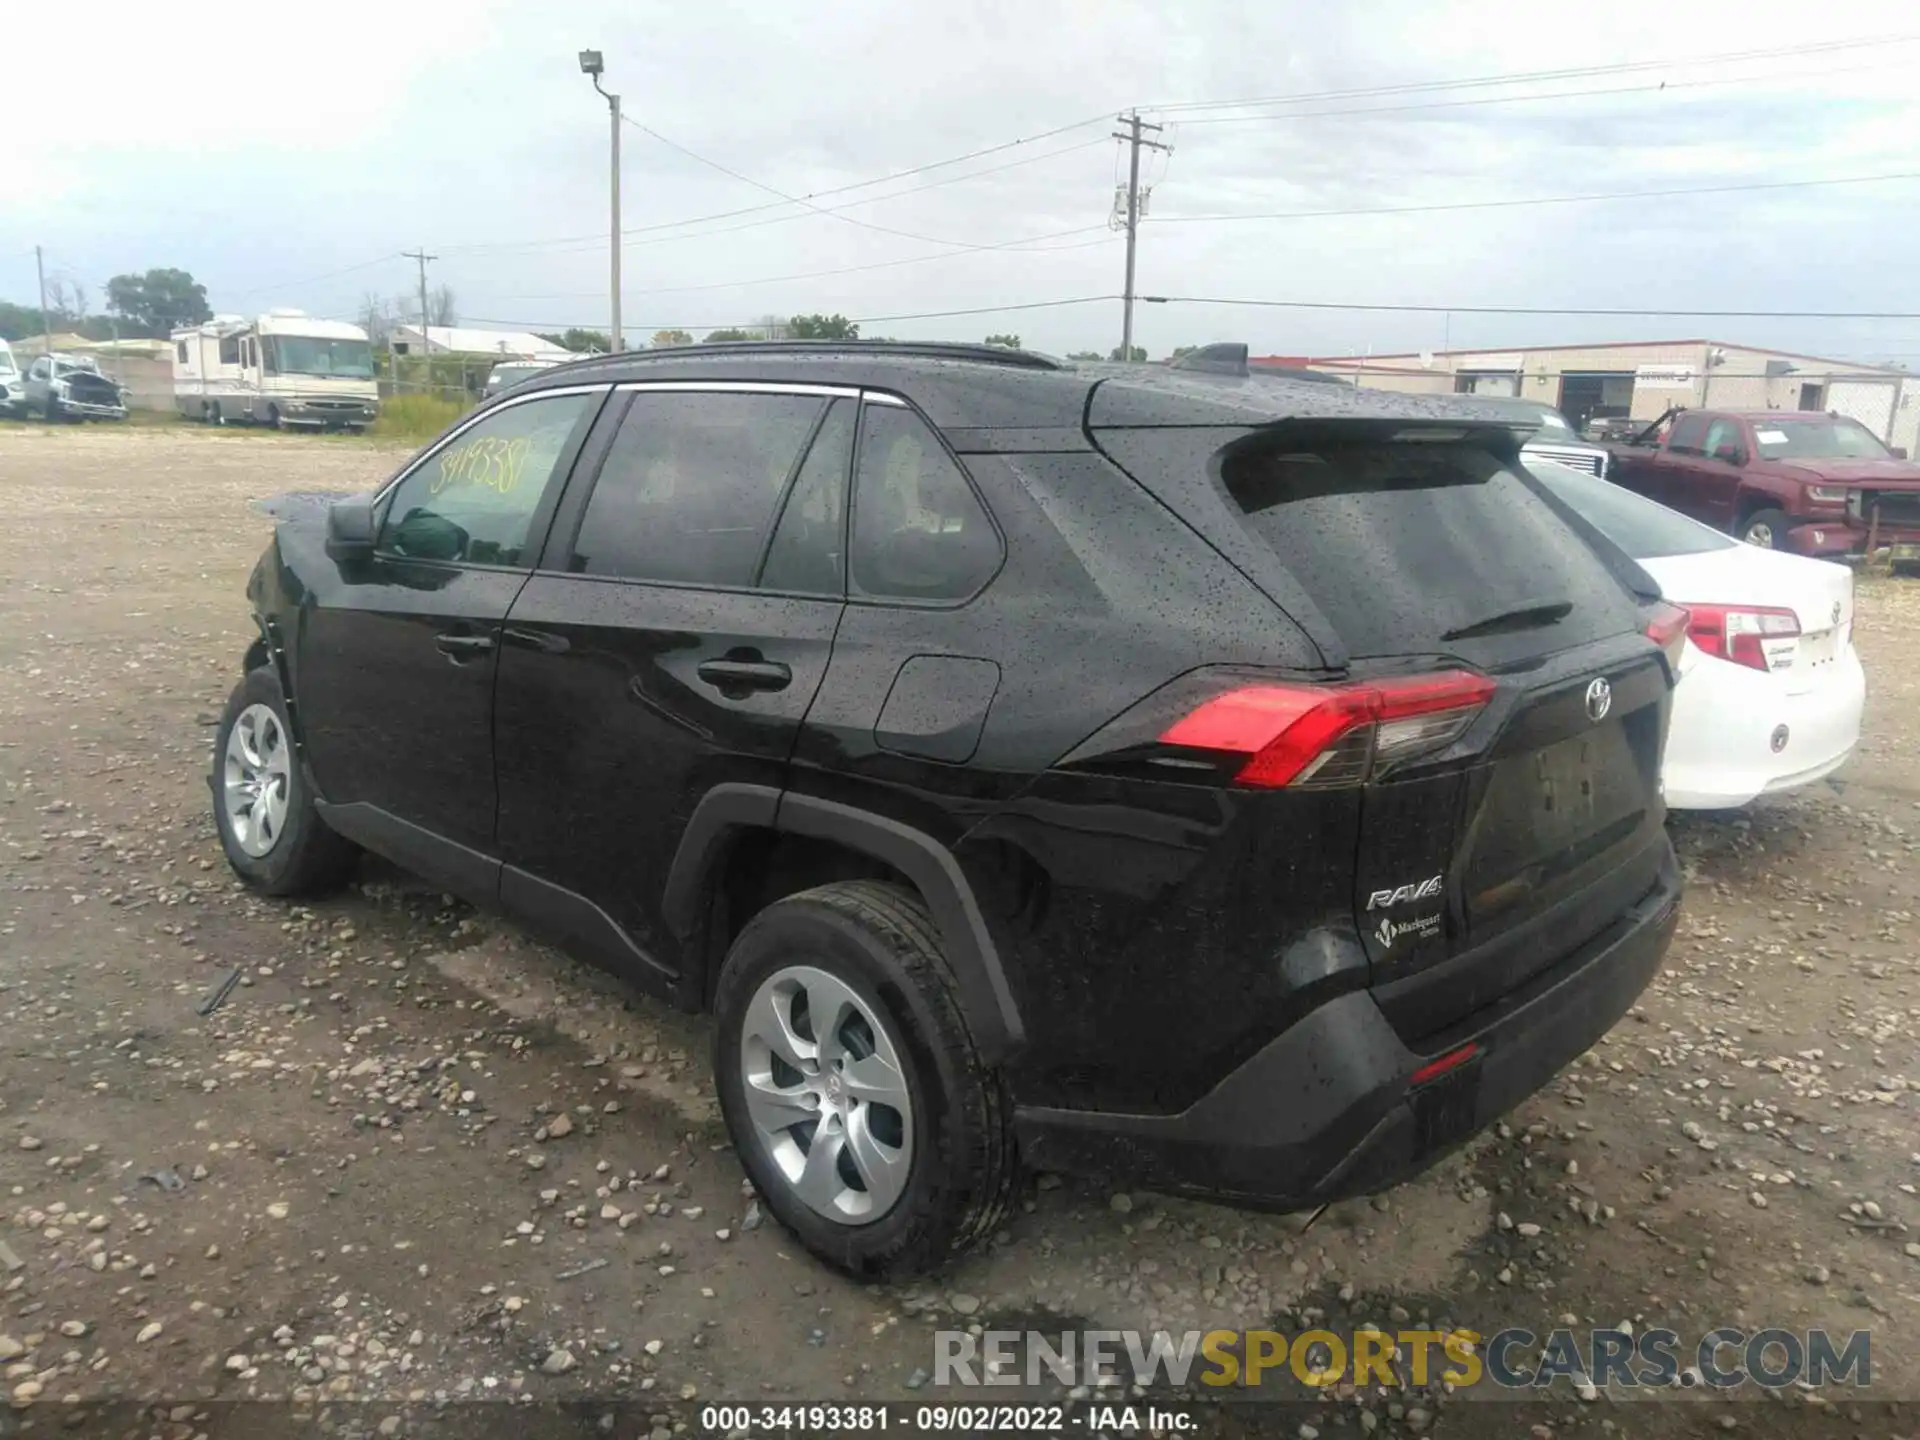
[172,310,378,430]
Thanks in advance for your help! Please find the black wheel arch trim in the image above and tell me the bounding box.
[664,786,1025,1062]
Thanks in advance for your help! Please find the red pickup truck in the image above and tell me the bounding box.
[1603,408,1920,567]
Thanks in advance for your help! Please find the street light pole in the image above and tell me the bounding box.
[579,50,622,352]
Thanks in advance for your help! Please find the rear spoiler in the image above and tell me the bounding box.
[1169,342,1353,387]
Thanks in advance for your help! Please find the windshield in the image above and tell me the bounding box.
[263,335,375,379]
[1750,416,1890,461]
[1528,458,1734,559]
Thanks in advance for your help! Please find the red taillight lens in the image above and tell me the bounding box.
[1160,671,1496,789]
[1410,1042,1480,1087]
[1643,601,1690,671]
[1677,602,1799,673]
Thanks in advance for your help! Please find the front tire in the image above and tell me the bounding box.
[1740,507,1790,549]
[712,881,1018,1279]
[212,667,357,895]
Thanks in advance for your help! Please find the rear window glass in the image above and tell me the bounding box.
[1209,436,1635,658]
[1528,459,1734,559]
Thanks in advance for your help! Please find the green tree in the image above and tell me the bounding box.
[651,329,694,348]
[0,300,59,341]
[787,313,859,341]
[104,268,211,337]
[1108,344,1147,363]
[703,328,755,343]
[1065,349,1103,361]
[983,333,1021,349]
[538,328,612,353]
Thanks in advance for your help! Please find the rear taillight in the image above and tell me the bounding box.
[1160,671,1496,789]
[1678,602,1799,673]
[1644,602,1690,671]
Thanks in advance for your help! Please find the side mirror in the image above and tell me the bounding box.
[1893,446,1909,460]
[325,497,377,564]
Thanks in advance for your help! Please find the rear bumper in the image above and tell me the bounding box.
[1663,646,1864,809]
[1013,844,1680,1208]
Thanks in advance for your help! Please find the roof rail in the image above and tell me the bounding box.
[1168,342,1250,376]
[624,339,1065,370]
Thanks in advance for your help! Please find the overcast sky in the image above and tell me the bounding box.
[8,0,1920,363]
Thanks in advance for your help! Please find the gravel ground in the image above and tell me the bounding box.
[2,424,1919,1439]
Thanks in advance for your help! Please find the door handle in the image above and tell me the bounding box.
[696,658,792,692]
[434,631,496,662]
[501,627,571,655]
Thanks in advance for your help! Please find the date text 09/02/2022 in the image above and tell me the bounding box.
[698,1404,1194,1432]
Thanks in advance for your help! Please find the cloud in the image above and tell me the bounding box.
[4,0,1919,363]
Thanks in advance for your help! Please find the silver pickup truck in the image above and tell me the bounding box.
[23,353,128,421]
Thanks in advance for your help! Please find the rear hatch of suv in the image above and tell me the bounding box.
[1093,406,1674,1042]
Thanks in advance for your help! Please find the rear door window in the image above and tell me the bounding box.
[570,391,824,587]
[1101,427,1640,661]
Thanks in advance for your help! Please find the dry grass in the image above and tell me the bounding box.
[371,392,469,442]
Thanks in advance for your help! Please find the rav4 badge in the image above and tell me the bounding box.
[1367,874,1443,910]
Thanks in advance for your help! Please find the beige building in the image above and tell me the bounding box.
[1268,339,1918,453]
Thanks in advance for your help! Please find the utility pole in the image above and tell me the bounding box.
[579,51,623,351]
[35,245,50,356]
[1112,111,1167,362]
[403,249,437,344]
[401,249,436,398]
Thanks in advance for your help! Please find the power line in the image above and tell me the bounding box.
[440,116,1115,259]
[1164,58,1912,128]
[454,294,1117,335]
[622,114,1108,254]
[443,139,1115,262]
[1143,295,1920,320]
[228,253,403,300]
[484,226,1115,303]
[1148,169,1920,227]
[1142,32,1920,118]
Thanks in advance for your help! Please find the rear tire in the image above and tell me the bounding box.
[266,404,283,430]
[712,880,1018,1279]
[1739,507,1790,549]
[212,667,357,896]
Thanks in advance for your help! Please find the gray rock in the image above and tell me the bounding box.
[949,1293,981,1316]
[542,1348,578,1375]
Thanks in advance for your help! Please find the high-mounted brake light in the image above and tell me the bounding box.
[1643,602,1690,671]
[1678,602,1799,673]
[1160,671,1496,789]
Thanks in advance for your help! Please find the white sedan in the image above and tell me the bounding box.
[1530,460,1865,809]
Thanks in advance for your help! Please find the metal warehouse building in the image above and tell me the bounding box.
[1269,340,1919,454]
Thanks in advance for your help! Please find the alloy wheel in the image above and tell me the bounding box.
[738,964,914,1224]
[222,703,291,857]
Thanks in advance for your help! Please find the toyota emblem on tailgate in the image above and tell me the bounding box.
[1585,677,1612,722]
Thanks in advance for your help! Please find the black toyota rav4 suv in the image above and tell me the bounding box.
[216,341,1686,1278]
